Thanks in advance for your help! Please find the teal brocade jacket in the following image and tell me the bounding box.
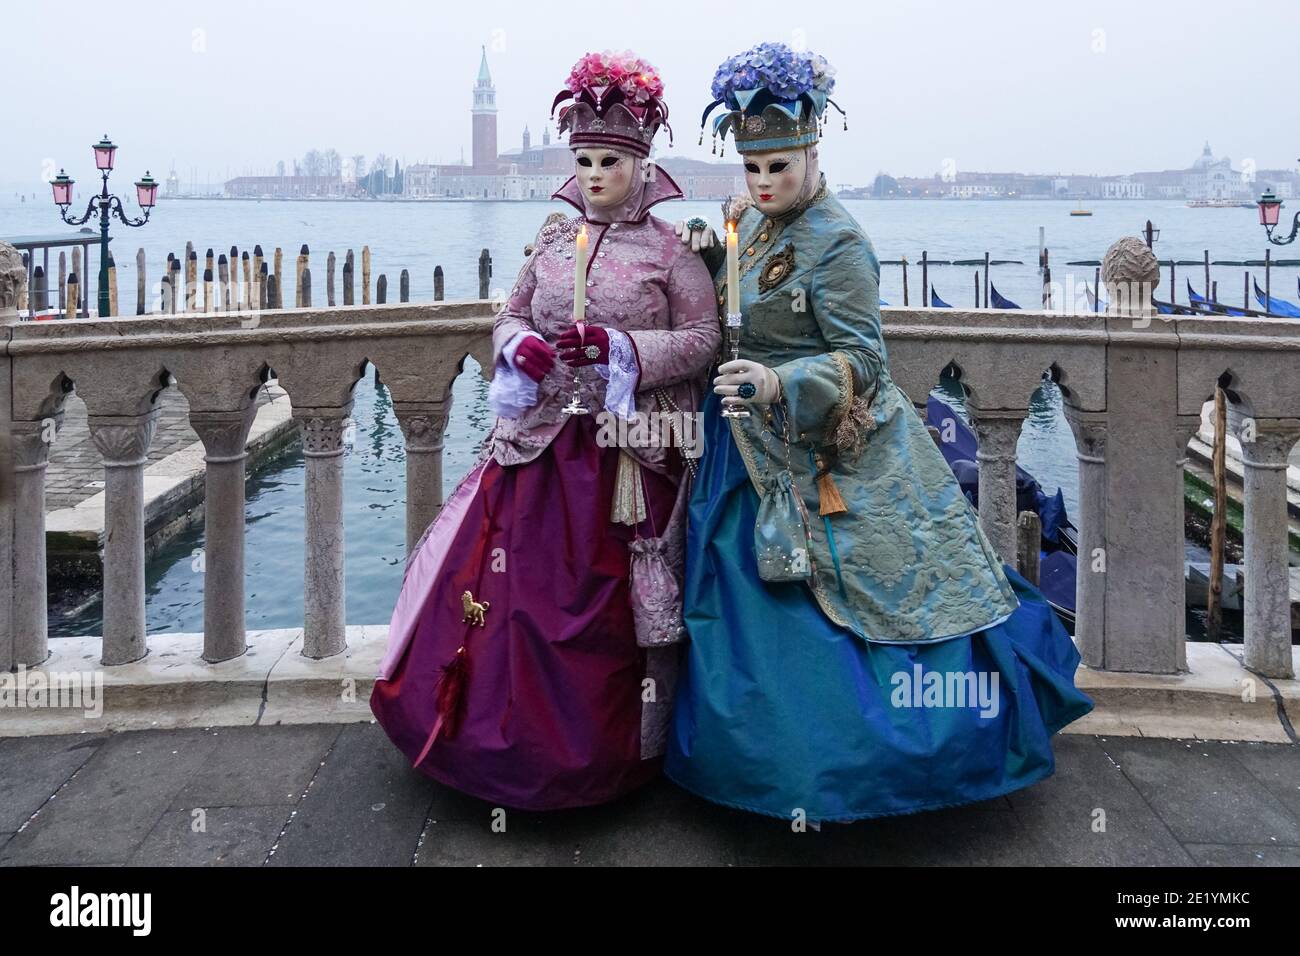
[702,187,1019,643]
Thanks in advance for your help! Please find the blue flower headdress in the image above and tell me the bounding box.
[699,43,845,155]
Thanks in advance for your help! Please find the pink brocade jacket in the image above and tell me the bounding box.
[485,170,720,475]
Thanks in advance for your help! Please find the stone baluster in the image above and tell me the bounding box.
[969,409,1025,563]
[1064,408,1107,668]
[297,409,352,659]
[0,240,24,672]
[1238,420,1300,679]
[1171,412,1202,671]
[88,409,160,665]
[11,418,61,666]
[190,407,258,662]
[394,400,452,555]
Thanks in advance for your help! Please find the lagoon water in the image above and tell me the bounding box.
[5,193,1292,311]
[2,193,1285,637]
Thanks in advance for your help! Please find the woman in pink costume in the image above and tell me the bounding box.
[371,50,720,811]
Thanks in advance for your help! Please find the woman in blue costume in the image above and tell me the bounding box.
[666,44,1093,824]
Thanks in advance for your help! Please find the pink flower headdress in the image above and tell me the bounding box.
[552,49,673,157]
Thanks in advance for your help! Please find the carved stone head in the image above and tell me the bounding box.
[0,241,26,316]
[1102,236,1160,318]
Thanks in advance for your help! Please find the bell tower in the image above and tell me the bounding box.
[472,46,498,170]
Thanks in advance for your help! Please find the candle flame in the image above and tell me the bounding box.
[578,224,588,240]
[726,221,736,236]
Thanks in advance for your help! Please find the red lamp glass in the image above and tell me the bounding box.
[93,134,117,171]
[50,169,75,207]
[1258,189,1282,227]
[135,171,159,209]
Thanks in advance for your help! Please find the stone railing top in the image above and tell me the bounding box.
[3,299,1299,420]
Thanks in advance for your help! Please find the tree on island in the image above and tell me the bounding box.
[358,155,404,197]
[871,173,900,198]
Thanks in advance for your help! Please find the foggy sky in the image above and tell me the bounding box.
[1,0,1293,189]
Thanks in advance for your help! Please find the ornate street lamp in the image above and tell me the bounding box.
[1256,187,1298,245]
[50,134,156,317]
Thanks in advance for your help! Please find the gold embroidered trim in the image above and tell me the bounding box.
[829,351,854,427]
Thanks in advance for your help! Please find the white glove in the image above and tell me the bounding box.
[673,219,719,253]
[714,359,781,409]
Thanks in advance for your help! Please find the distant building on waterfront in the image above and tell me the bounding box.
[841,142,1297,201]
[224,175,356,199]
[1183,142,1251,201]
[1103,175,1144,199]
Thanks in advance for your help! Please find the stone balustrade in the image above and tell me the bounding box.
[0,236,1297,690]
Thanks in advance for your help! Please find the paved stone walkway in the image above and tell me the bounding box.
[46,386,276,512]
[1,723,1297,866]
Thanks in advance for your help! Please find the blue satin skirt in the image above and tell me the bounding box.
[664,391,1095,823]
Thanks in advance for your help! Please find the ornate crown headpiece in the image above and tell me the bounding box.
[700,43,845,155]
[552,50,673,158]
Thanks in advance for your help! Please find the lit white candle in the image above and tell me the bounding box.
[573,225,588,324]
[726,221,740,316]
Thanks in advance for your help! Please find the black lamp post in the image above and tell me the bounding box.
[50,135,158,317]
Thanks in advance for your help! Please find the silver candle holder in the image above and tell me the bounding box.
[561,319,591,416]
[721,311,750,419]
[561,366,590,416]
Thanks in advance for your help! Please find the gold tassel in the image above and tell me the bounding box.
[815,454,848,516]
[610,450,647,525]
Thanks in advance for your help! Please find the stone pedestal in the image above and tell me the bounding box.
[1098,237,1186,673]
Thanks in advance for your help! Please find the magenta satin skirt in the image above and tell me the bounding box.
[371,414,679,810]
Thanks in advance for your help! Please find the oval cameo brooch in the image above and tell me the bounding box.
[758,243,797,293]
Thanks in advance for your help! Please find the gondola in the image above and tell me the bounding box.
[924,394,1078,628]
[989,283,1020,309]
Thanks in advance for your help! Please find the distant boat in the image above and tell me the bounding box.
[929,286,952,308]
[989,283,1020,309]
[1186,199,1255,209]
[1253,280,1300,317]
[1069,201,1092,217]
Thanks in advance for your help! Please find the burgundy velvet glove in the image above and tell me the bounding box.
[512,334,557,383]
[557,324,610,367]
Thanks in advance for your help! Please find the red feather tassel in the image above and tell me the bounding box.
[434,646,471,740]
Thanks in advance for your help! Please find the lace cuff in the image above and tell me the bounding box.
[488,329,543,419]
[596,327,640,421]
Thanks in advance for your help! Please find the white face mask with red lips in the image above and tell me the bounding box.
[743,145,821,218]
[573,147,638,210]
